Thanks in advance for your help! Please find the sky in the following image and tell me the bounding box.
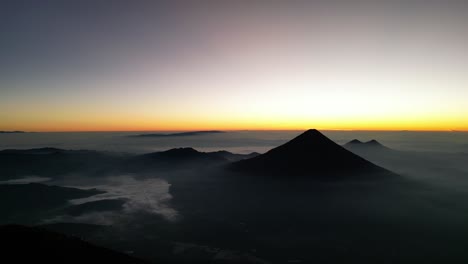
[1,1,468,132]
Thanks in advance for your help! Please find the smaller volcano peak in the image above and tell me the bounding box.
[365,140,383,146]
[343,139,364,148]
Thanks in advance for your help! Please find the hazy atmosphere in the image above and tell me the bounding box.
[2,1,468,131]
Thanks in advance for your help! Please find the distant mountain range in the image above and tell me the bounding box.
[130,130,225,137]
[0,131,26,133]
[0,147,87,155]
[230,129,393,178]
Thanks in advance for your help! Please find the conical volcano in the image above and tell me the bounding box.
[231,129,391,177]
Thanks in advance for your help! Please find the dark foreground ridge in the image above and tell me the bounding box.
[0,225,147,263]
[130,130,225,137]
[230,129,393,177]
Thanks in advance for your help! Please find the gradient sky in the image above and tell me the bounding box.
[1,1,468,131]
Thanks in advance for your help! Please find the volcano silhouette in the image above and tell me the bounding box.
[231,129,392,177]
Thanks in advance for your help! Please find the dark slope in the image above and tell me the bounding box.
[138,148,258,162]
[0,225,147,263]
[231,129,392,177]
[39,222,107,238]
[209,150,260,162]
[136,147,226,163]
[0,147,259,176]
[124,147,228,172]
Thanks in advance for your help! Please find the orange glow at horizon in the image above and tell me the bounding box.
[2,114,467,132]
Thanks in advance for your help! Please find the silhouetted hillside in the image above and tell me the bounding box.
[231,129,392,177]
[126,148,258,171]
[0,225,147,263]
[124,148,225,172]
[136,147,226,163]
[0,147,66,154]
[0,147,262,177]
[40,222,107,238]
[209,150,260,162]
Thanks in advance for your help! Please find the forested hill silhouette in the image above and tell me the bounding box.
[125,148,259,171]
[142,147,224,161]
[230,129,393,177]
[139,148,258,162]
